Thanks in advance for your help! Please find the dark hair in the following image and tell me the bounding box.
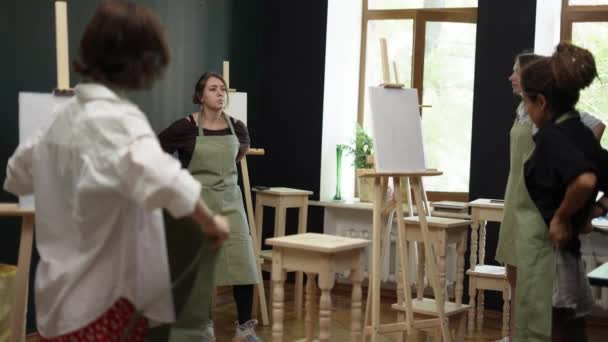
[192,72,228,105]
[515,52,542,70]
[74,0,170,90]
[521,42,598,116]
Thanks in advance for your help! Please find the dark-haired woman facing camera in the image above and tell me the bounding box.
[159,72,261,342]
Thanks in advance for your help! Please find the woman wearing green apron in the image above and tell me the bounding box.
[159,72,261,342]
[496,52,604,342]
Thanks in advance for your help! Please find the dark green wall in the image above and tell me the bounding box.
[0,0,258,332]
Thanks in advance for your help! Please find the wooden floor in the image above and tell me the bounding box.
[212,282,608,342]
[26,283,608,341]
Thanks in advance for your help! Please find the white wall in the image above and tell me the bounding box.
[320,0,363,201]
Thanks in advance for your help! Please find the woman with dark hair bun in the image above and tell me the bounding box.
[3,1,229,340]
[520,42,608,342]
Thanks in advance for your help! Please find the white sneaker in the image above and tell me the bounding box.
[201,319,216,342]
[233,319,262,342]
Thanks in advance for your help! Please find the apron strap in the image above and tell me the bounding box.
[197,111,205,137]
[555,111,579,124]
[224,113,236,135]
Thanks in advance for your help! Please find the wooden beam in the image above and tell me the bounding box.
[55,0,70,89]
[366,8,477,21]
[357,0,369,125]
[412,12,427,105]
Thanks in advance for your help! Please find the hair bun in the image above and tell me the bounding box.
[551,42,598,92]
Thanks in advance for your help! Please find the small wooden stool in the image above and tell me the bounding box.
[390,216,471,342]
[254,187,313,318]
[392,299,469,342]
[467,199,508,337]
[266,233,369,342]
[401,216,471,305]
[467,265,509,336]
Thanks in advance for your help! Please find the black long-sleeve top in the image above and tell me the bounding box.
[158,114,250,168]
[524,111,608,256]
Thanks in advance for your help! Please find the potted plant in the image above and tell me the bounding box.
[345,125,375,202]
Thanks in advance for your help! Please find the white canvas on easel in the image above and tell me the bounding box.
[18,92,70,209]
[368,86,426,172]
[224,92,247,125]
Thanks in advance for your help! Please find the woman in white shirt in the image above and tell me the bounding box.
[3,0,228,340]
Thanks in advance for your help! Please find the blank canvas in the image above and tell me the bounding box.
[225,92,247,125]
[368,87,426,172]
[18,92,70,209]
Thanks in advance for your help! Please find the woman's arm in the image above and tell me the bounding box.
[580,111,605,140]
[233,119,250,162]
[3,130,44,196]
[158,119,187,155]
[113,112,229,247]
[551,172,597,248]
[593,123,606,140]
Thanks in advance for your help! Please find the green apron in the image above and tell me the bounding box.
[496,118,555,341]
[166,113,259,341]
[496,118,537,267]
[192,114,259,287]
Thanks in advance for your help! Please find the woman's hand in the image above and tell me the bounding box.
[192,199,230,250]
[550,215,572,249]
[201,215,230,250]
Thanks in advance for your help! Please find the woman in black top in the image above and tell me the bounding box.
[520,42,608,342]
[159,72,260,342]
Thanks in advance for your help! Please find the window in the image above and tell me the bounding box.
[369,0,477,10]
[421,22,476,192]
[358,0,477,194]
[569,0,608,5]
[562,0,608,147]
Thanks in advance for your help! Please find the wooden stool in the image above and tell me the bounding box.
[467,265,509,336]
[389,216,471,342]
[392,299,469,342]
[401,216,471,305]
[266,233,369,342]
[467,199,509,337]
[254,187,313,319]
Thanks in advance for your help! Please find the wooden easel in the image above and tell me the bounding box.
[363,172,450,342]
[222,61,270,326]
[378,38,404,89]
[4,206,35,342]
[55,0,71,93]
[378,38,431,109]
[362,38,450,342]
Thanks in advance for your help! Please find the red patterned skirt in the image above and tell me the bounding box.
[39,298,148,342]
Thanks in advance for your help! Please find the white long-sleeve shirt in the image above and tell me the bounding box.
[4,83,201,337]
